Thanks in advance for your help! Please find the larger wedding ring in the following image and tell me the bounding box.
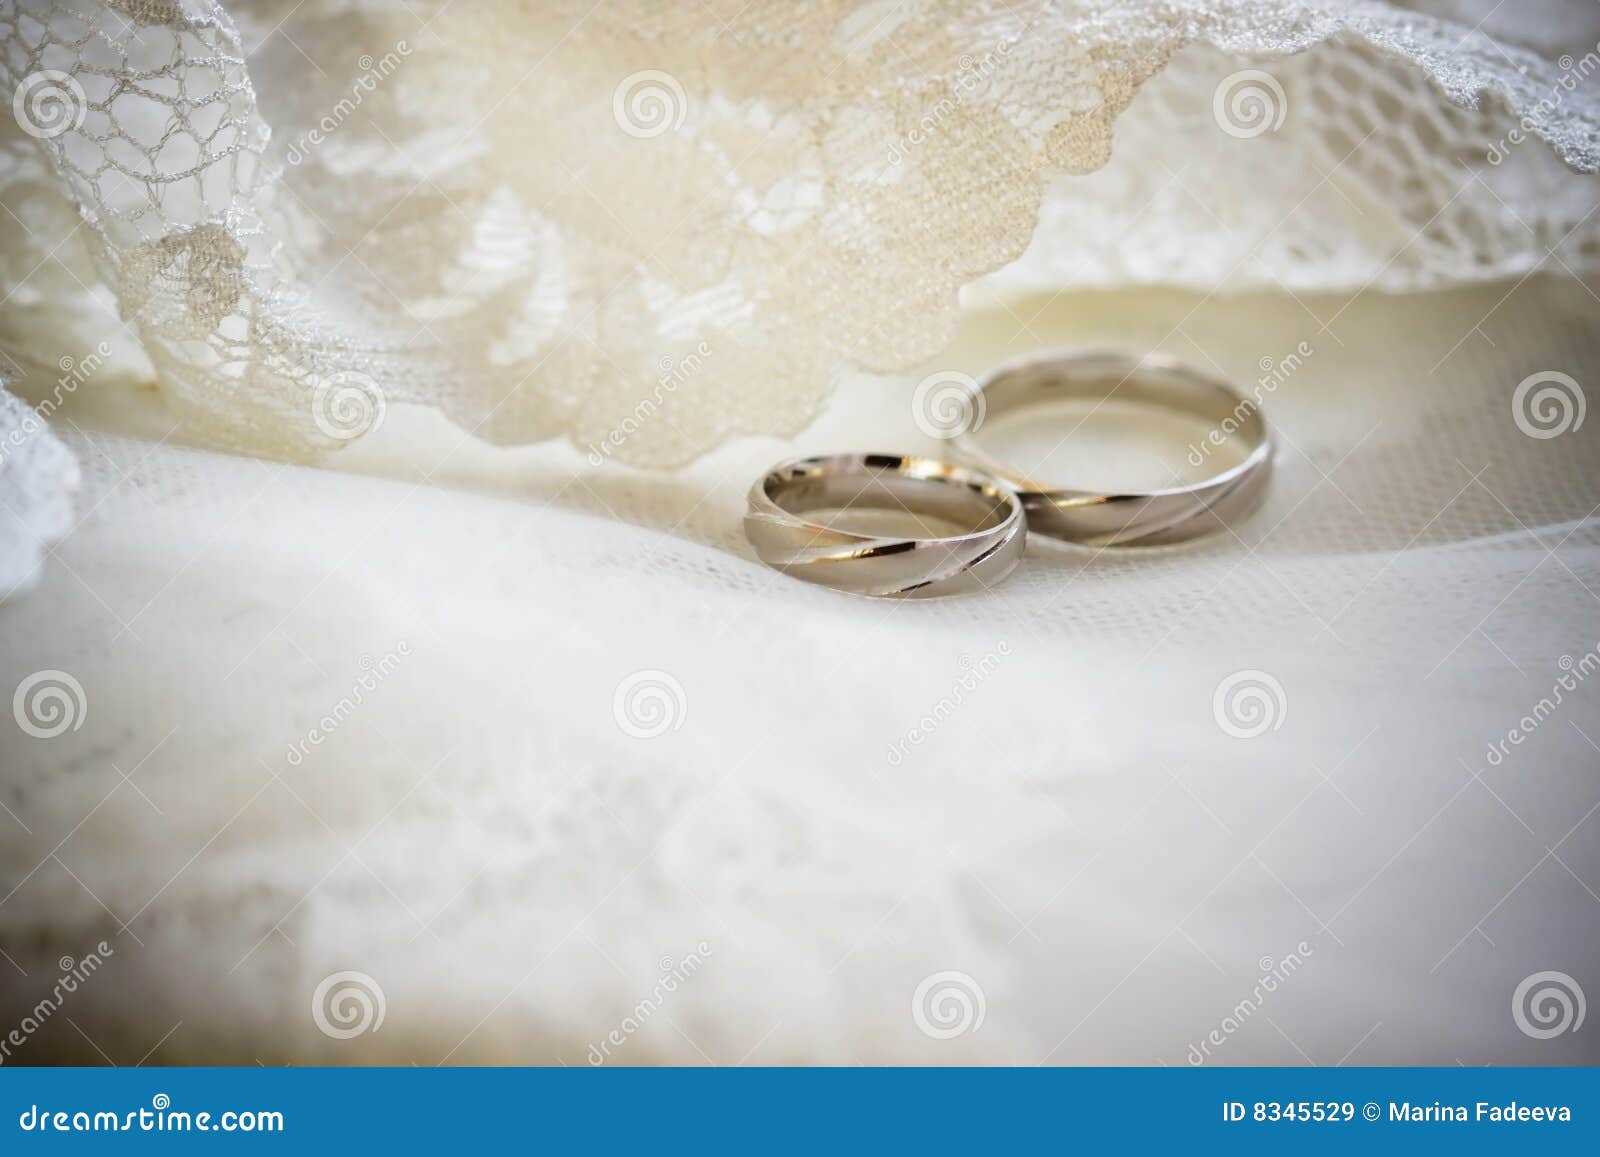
[744,453,1026,597]
[952,350,1273,546]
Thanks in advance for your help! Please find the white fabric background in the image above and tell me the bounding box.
[1,277,1596,1064]
[2,0,1598,1066]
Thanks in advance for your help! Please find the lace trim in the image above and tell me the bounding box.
[0,0,1594,487]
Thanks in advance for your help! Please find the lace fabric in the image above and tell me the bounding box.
[0,0,1596,509]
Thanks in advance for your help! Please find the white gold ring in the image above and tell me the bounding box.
[744,453,1026,598]
[951,349,1273,546]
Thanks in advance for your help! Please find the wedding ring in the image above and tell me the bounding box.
[951,350,1272,546]
[744,453,1026,597]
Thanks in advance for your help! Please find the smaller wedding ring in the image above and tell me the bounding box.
[744,453,1026,598]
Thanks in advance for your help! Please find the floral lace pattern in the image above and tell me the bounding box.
[0,0,1596,496]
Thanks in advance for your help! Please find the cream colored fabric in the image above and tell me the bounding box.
[1,0,1597,1066]
[1,0,1598,488]
[1,282,1596,1064]
[0,386,76,594]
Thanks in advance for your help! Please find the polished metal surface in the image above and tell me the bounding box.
[951,349,1273,546]
[744,453,1026,597]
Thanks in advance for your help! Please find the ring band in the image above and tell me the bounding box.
[744,453,1026,597]
[951,350,1273,546]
